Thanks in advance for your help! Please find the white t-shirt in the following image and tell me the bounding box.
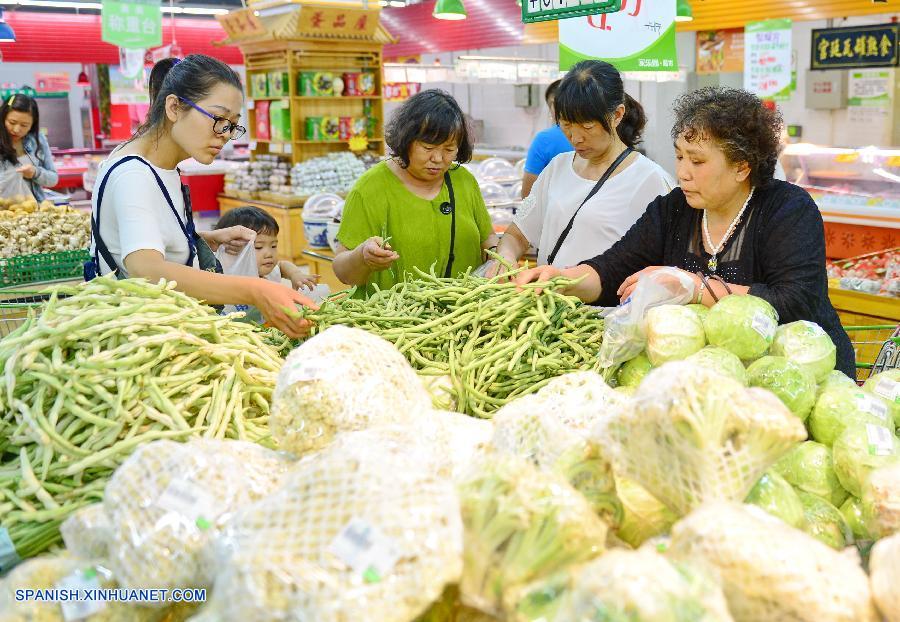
[515,152,675,268]
[91,154,198,278]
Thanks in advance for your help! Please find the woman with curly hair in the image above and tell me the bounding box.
[514,86,855,377]
[334,89,498,296]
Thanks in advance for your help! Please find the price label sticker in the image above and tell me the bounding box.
[866,424,895,457]
[858,393,891,423]
[873,378,900,404]
[157,478,218,529]
[0,527,20,574]
[751,312,776,341]
[329,518,401,583]
[57,568,105,621]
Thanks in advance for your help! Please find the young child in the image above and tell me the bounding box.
[215,206,319,291]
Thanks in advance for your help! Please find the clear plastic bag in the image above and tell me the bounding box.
[597,267,697,369]
[215,233,259,316]
[0,164,32,200]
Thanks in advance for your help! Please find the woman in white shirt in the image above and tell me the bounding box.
[89,54,314,337]
[490,61,673,272]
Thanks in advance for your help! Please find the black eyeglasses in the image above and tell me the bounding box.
[178,96,246,141]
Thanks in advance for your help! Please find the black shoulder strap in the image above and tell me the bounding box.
[443,171,456,279]
[91,155,196,277]
[546,147,634,266]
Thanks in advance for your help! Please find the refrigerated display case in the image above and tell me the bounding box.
[781,143,900,258]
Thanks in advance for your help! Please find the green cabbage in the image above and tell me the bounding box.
[686,346,748,385]
[808,386,893,446]
[615,352,652,388]
[864,369,900,428]
[746,356,817,421]
[797,491,852,550]
[860,461,900,539]
[770,320,837,383]
[817,370,857,396]
[686,303,710,322]
[613,476,678,548]
[839,496,877,542]
[772,441,848,508]
[703,295,778,361]
[645,305,706,366]
[745,471,806,528]
[614,385,637,396]
[832,424,900,497]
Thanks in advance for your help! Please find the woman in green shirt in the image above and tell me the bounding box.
[334,90,497,295]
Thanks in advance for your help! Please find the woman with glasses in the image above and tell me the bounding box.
[333,89,498,297]
[89,54,315,338]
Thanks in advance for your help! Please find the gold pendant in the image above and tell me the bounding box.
[708,256,717,272]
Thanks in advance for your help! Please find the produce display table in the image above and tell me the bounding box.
[301,247,345,293]
[829,284,900,326]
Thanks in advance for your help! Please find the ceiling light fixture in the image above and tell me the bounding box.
[433,0,465,20]
[675,0,693,22]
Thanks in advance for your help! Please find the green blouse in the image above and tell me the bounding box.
[337,161,493,296]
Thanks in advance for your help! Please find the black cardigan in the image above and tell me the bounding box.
[581,180,855,377]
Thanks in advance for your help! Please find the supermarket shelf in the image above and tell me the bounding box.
[807,191,900,229]
[293,96,381,100]
[829,285,900,323]
[295,138,384,145]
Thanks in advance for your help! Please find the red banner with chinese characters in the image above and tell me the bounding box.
[383,82,421,101]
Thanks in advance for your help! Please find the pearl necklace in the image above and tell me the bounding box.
[702,188,754,273]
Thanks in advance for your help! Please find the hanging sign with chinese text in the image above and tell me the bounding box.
[215,9,266,41]
[811,23,898,71]
[297,6,378,38]
[102,0,162,49]
[744,19,792,98]
[522,0,621,25]
[559,0,677,72]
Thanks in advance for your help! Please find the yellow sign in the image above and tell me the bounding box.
[834,153,860,164]
[216,8,266,40]
[348,136,369,153]
[298,6,377,38]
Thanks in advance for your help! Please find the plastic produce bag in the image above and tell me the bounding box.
[772,441,848,508]
[597,361,807,516]
[796,490,852,550]
[271,325,432,455]
[0,164,32,200]
[861,461,900,538]
[869,532,900,622]
[457,453,607,617]
[614,476,678,548]
[744,471,805,529]
[597,267,697,369]
[668,502,879,622]
[198,435,463,622]
[96,440,291,595]
[215,232,259,316]
[549,549,734,622]
[489,372,624,525]
[832,423,900,497]
[60,503,111,561]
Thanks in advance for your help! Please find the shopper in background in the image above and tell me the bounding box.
[520,79,572,198]
[88,54,315,338]
[488,60,673,275]
[514,86,855,377]
[0,93,58,201]
[334,89,498,297]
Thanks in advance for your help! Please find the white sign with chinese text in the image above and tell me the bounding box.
[744,19,792,98]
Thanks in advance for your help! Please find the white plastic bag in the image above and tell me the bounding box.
[597,267,697,369]
[0,163,32,200]
[216,233,259,315]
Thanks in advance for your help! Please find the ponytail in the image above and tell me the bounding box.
[148,57,179,105]
[618,93,646,149]
[554,60,645,148]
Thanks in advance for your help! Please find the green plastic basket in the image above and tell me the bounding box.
[0,249,89,287]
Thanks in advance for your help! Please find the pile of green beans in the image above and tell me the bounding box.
[297,267,605,418]
[0,277,284,563]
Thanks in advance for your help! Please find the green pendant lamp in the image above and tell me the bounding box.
[675,0,693,22]
[433,0,467,20]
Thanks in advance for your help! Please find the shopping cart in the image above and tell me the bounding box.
[844,324,900,384]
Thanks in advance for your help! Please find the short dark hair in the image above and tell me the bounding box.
[215,206,279,236]
[545,79,561,105]
[671,87,782,187]
[0,92,40,166]
[385,89,473,167]
[136,54,242,141]
[554,60,647,149]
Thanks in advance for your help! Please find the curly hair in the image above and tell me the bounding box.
[671,87,782,187]
[385,89,473,167]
